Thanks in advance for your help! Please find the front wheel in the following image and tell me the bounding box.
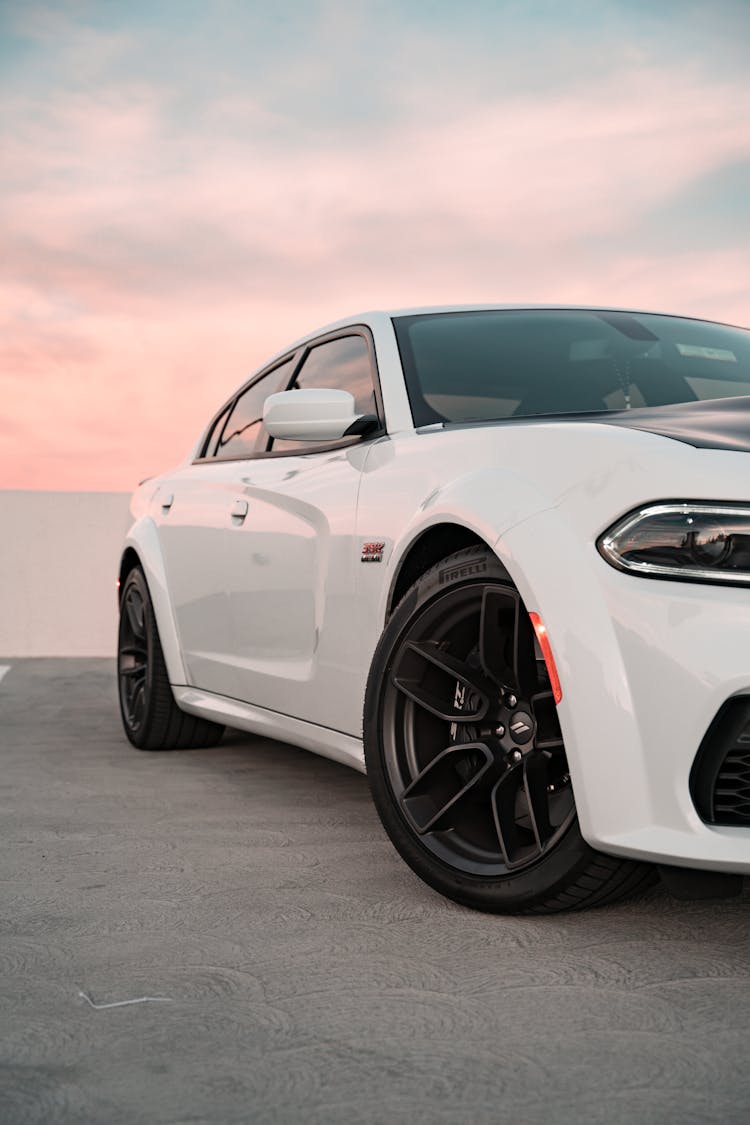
[363,547,654,913]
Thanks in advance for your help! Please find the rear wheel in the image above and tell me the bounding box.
[118,566,225,751]
[364,546,654,913]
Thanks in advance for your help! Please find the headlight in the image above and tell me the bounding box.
[598,503,750,585]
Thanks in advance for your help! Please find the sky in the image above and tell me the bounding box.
[2,0,750,491]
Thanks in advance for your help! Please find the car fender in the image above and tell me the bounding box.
[493,505,651,850]
[382,466,554,620]
[121,513,188,686]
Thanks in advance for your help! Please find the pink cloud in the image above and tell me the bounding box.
[1,60,749,490]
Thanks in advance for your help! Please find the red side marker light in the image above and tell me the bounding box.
[529,612,562,704]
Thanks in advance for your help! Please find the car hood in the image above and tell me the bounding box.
[584,395,750,454]
[430,396,750,537]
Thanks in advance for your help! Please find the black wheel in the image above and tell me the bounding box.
[118,566,225,751]
[364,546,655,913]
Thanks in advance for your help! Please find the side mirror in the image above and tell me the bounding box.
[263,388,378,442]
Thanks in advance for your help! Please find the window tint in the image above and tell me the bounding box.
[214,357,296,460]
[270,334,377,453]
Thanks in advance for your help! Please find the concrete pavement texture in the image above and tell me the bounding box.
[1,658,749,1125]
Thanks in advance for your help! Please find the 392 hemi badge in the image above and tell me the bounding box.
[361,541,385,563]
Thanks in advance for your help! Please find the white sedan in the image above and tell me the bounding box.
[117,305,750,913]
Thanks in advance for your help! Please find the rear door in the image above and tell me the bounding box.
[155,357,295,697]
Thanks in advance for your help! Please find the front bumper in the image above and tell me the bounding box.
[496,507,750,873]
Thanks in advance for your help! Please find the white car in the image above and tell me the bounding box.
[117,305,750,913]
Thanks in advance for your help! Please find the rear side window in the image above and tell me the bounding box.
[213,357,296,460]
[201,403,232,458]
[270,334,378,453]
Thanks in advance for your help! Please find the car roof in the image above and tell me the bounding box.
[258,304,745,378]
[370,303,669,317]
[307,303,737,337]
[345,302,685,319]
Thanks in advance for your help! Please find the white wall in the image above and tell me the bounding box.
[0,491,132,657]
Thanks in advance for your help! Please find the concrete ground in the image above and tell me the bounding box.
[1,659,749,1125]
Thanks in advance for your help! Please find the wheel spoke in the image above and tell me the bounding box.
[531,690,564,749]
[403,641,482,687]
[130,683,146,726]
[124,589,145,640]
[392,640,489,722]
[479,588,516,686]
[490,763,526,867]
[491,752,556,867]
[400,743,494,834]
[120,662,146,680]
[523,752,554,848]
[513,607,539,701]
[479,587,538,697]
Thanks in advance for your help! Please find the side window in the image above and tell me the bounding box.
[270,334,378,453]
[201,403,232,458]
[213,357,296,461]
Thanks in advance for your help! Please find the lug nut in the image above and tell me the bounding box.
[512,750,522,763]
[506,693,518,708]
[494,724,505,738]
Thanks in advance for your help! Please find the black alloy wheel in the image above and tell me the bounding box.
[117,566,225,751]
[364,546,655,913]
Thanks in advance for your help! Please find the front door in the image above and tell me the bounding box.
[220,443,371,734]
[220,330,383,735]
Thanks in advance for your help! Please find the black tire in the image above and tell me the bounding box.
[364,546,655,913]
[118,566,225,751]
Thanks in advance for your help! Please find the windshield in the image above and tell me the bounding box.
[392,309,750,427]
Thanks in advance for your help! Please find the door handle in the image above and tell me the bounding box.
[231,498,249,521]
[161,492,174,512]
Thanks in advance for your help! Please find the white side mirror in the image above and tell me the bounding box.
[263,388,377,442]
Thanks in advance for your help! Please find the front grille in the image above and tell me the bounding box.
[690,697,750,826]
[714,745,750,824]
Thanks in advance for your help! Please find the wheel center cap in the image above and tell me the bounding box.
[508,709,535,745]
